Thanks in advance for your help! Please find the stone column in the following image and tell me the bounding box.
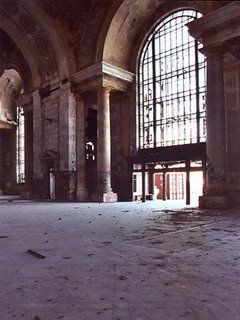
[92,86,117,202]
[32,90,43,180]
[223,46,240,207]
[199,47,227,208]
[23,109,33,199]
[76,92,89,201]
[58,82,77,200]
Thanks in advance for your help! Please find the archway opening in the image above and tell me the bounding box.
[0,69,24,196]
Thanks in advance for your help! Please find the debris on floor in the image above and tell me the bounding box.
[27,249,46,259]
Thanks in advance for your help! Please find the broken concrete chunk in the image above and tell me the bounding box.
[27,249,46,259]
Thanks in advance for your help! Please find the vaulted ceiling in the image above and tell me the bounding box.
[0,0,232,91]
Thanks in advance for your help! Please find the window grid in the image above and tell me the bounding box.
[16,106,25,184]
[138,10,206,149]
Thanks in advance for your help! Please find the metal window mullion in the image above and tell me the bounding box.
[188,37,192,143]
[176,16,180,145]
[195,39,200,143]
[152,35,157,147]
[181,21,186,144]
[169,26,173,146]
[141,63,146,148]
[138,63,142,148]
[163,23,167,146]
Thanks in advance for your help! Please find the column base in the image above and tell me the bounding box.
[199,194,229,209]
[76,188,89,202]
[91,191,118,202]
[228,194,240,208]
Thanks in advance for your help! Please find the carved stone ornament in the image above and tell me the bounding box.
[0,0,58,80]
[35,36,50,56]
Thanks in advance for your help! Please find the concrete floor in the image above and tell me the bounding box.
[0,198,239,320]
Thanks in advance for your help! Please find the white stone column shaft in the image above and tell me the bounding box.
[97,86,112,193]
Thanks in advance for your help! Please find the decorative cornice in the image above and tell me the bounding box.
[102,63,135,83]
[224,37,240,59]
[187,2,240,42]
[71,62,135,87]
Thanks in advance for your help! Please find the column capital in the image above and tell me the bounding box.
[71,62,135,94]
[70,81,79,94]
[200,44,225,57]
[224,37,240,59]
[97,85,112,95]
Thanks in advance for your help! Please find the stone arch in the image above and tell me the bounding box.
[0,29,32,94]
[102,0,230,73]
[75,1,123,70]
[0,69,23,128]
[26,0,72,80]
[0,0,71,89]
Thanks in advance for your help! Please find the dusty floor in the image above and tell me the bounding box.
[0,198,239,320]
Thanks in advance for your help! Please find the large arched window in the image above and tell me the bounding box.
[138,9,206,149]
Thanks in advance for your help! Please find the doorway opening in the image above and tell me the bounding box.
[46,160,55,200]
[132,157,205,206]
[0,69,23,195]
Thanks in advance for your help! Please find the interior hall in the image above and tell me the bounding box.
[0,1,240,319]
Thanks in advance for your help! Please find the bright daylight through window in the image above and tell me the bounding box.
[16,106,25,184]
[138,10,206,149]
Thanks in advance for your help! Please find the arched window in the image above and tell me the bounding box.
[137,9,206,149]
